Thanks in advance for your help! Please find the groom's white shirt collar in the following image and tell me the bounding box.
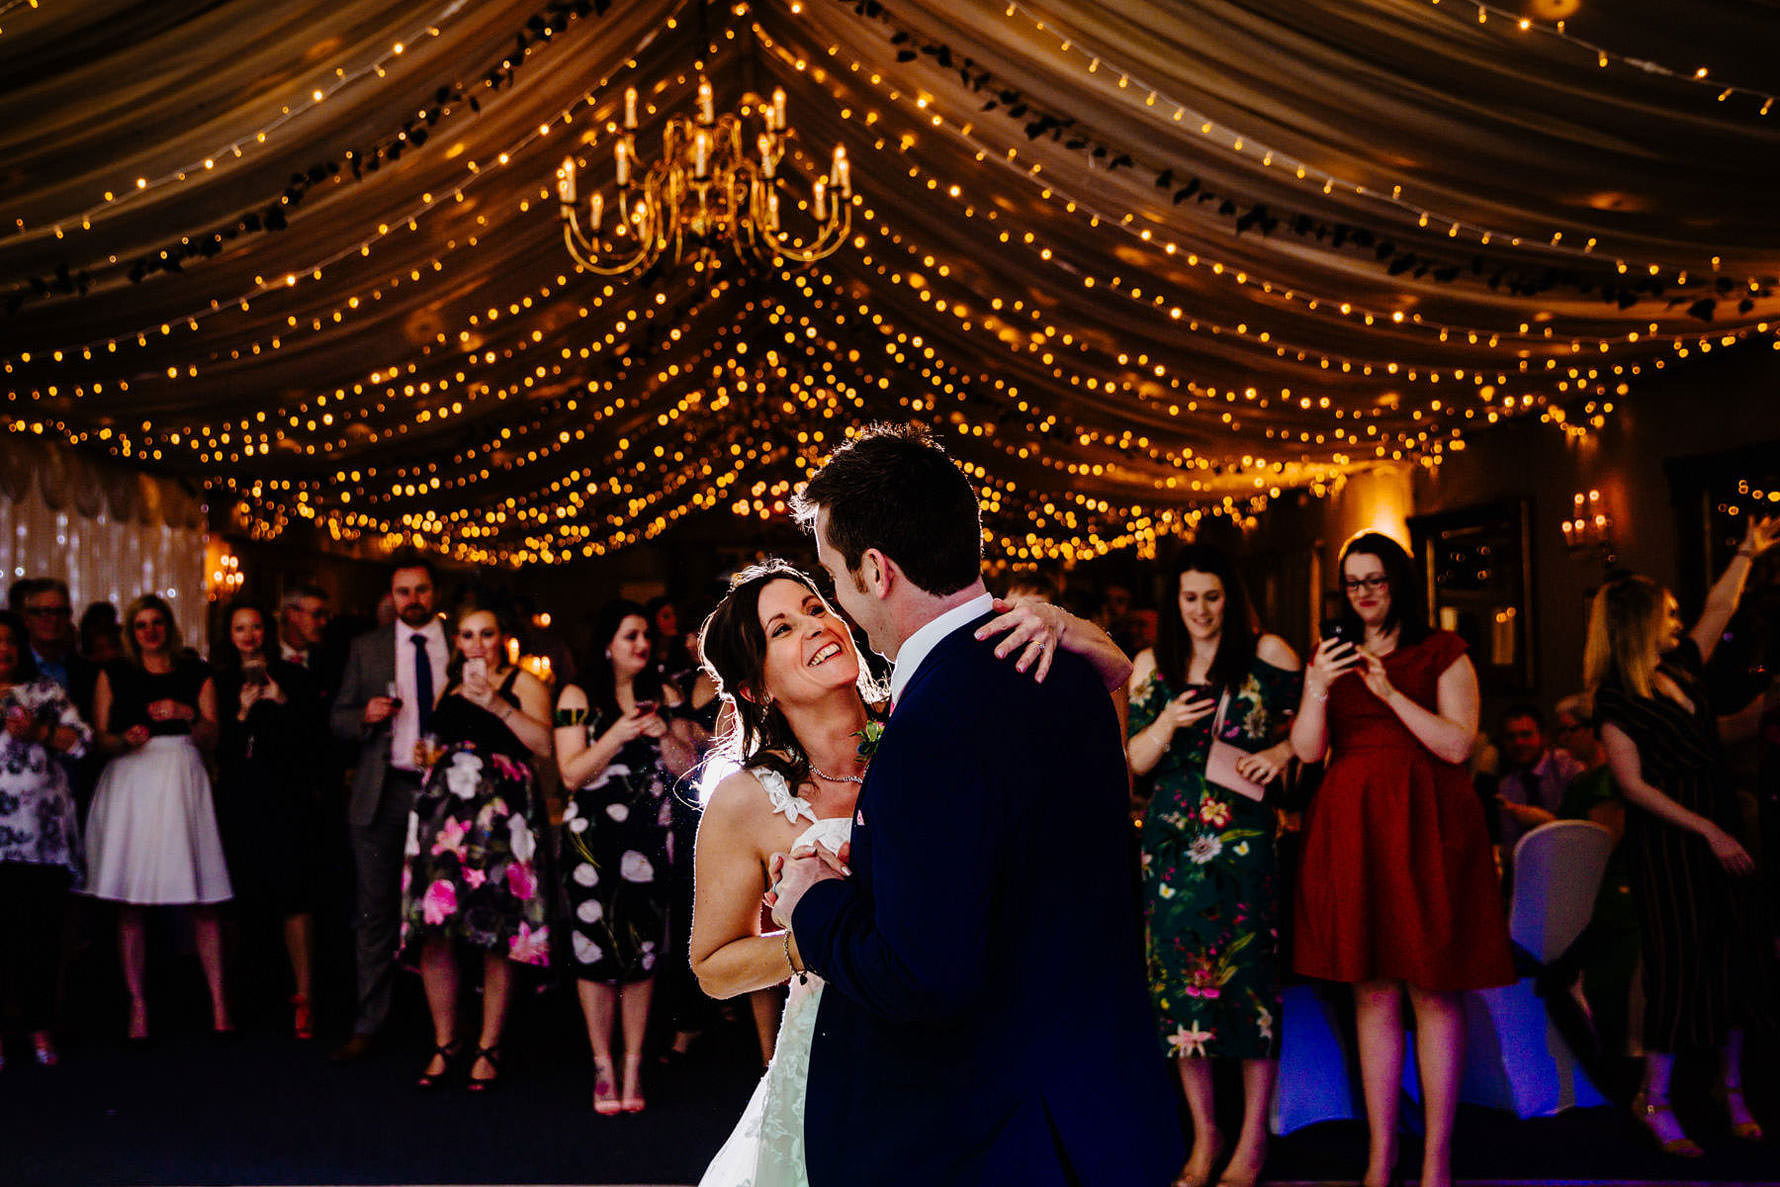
[889,591,995,707]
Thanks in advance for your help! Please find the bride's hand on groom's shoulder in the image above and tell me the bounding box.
[976,597,1066,682]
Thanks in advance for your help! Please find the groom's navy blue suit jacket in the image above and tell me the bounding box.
[792,613,1184,1186]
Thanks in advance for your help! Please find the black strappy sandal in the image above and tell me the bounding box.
[466,1044,502,1093]
[415,1039,463,1090]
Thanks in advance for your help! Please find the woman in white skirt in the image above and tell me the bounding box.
[86,594,233,1042]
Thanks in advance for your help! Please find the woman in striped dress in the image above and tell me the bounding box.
[1588,514,1775,1156]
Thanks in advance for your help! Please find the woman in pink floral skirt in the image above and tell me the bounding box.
[399,606,554,1091]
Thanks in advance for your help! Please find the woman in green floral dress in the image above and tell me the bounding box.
[1128,544,1301,1187]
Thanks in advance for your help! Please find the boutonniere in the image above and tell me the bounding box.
[854,719,885,760]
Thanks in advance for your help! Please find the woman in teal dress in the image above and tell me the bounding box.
[1128,544,1301,1187]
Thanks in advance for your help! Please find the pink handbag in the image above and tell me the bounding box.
[1204,690,1267,802]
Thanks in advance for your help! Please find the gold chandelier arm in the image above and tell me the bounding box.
[753,192,853,265]
[561,172,665,276]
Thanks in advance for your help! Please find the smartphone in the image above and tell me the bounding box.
[633,699,658,717]
[463,657,489,685]
[241,658,268,687]
[1319,618,1364,668]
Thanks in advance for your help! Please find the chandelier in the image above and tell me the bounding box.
[557,78,852,277]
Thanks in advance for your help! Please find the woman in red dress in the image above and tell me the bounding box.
[1291,533,1513,1187]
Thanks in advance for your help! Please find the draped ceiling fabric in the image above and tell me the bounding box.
[2,0,1777,566]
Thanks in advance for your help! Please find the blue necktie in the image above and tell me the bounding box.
[412,634,435,733]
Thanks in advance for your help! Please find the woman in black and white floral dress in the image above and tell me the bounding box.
[0,610,91,1067]
[555,600,697,1114]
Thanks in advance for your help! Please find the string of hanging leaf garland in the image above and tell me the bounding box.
[3,0,619,318]
[821,0,1772,320]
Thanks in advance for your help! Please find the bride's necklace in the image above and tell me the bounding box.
[809,760,867,785]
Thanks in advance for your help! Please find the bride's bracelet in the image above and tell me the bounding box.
[783,931,808,985]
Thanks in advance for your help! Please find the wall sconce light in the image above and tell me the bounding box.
[207,542,244,601]
[1562,490,1616,560]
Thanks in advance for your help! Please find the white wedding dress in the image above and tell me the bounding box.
[700,767,851,1187]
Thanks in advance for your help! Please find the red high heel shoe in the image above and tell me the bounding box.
[291,994,314,1041]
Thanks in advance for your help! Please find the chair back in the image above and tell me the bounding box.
[1507,819,1612,963]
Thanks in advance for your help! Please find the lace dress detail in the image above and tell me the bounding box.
[699,767,849,1187]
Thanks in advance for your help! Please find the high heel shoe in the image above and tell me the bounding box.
[1713,1081,1766,1142]
[32,1033,59,1068]
[1215,1146,1267,1187]
[1171,1131,1224,1187]
[466,1045,502,1093]
[1632,1090,1705,1158]
[415,1039,463,1090]
[592,1056,621,1115]
[290,994,314,1041]
[619,1052,646,1113]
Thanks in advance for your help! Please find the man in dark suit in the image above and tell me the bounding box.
[771,427,1182,1186]
[328,559,448,1060]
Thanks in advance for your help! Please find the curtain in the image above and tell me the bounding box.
[0,436,208,641]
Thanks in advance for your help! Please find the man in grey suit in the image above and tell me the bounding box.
[328,559,449,1061]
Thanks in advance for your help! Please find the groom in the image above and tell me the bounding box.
[771,426,1183,1185]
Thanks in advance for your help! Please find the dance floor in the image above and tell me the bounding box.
[3,999,1775,1186]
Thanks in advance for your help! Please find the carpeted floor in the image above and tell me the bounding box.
[4,956,1776,1186]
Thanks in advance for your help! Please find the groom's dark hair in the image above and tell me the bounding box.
[794,424,982,597]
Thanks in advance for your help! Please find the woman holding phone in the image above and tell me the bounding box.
[1126,545,1301,1187]
[1291,533,1512,1187]
[213,602,327,1039]
[555,599,699,1114]
[399,605,554,1091]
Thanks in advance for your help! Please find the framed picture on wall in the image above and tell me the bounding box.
[1408,498,1535,695]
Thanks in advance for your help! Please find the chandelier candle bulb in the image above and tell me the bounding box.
[772,87,787,131]
[814,176,828,221]
[590,192,603,231]
[698,77,715,125]
[694,129,710,178]
[614,139,630,186]
[832,145,850,195]
[758,133,776,177]
[624,87,639,130]
[556,158,576,203]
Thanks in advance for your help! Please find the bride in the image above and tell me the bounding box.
[689,560,1131,1186]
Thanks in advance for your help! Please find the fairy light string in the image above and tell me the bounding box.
[785,1,1777,312]
[1418,0,1779,115]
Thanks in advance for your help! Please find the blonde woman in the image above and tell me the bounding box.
[1588,515,1777,1155]
[86,595,232,1043]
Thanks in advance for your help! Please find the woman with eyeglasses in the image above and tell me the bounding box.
[85,595,233,1043]
[1291,533,1513,1187]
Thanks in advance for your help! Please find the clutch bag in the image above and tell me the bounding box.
[1204,690,1267,802]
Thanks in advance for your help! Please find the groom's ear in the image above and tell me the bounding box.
[860,548,895,598]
